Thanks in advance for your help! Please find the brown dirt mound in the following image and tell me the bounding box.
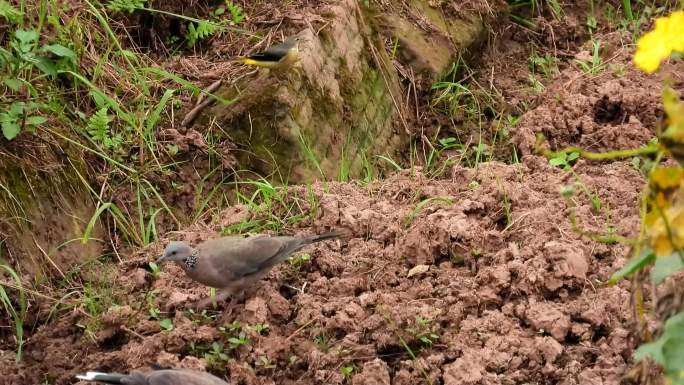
[512,31,684,155]
[1,155,643,385]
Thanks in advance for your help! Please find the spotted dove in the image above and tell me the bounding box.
[158,231,341,308]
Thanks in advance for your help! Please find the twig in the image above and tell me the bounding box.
[182,80,224,127]
[33,237,65,279]
[195,80,223,107]
[121,325,145,340]
[286,317,318,341]
[181,97,216,128]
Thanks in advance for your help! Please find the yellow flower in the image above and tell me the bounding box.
[634,11,684,73]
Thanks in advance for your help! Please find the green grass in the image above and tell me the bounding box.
[0,0,247,260]
[508,0,564,26]
[224,177,317,235]
[0,261,27,361]
[404,197,454,228]
[574,39,605,75]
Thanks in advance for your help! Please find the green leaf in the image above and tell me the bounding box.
[226,1,244,24]
[107,0,146,13]
[14,29,38,48]
[185,21,220,47]
[34,56,57,76]
[41,44,77,62]
[664,312,684,332]
[663,336,684,372]
[0,0,23,24]
[634,338,666,364]
[608,248,655,285]
[8,101,24,116]
[120,49,138,60]
[90,91,107,109]
[159,318,173,331]
[567,152,580,162]
[25,116,46,126]
[3,78,22,91]
[2,121,21,140]
[651,252,684,284]
[549,157,566,167]
[145,89,175,135]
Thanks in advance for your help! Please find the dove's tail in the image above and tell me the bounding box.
[302,230,344,244]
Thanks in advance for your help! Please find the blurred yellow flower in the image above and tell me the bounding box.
[634,11,684,73]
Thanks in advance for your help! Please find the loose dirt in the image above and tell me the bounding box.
[2,156,645,385]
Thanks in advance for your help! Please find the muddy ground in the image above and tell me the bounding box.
[2,0,683,384]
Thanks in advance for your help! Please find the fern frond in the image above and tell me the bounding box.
[225,1,244,25]
[107,0,146,13]
[87,107,116,148]
[186,21,219,47]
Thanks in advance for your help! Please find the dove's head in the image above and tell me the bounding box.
[159,241,193,263]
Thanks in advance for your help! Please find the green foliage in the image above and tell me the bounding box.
[86,108,121,149]
[232,179,312,234]
[551,151,603,212]
[529,52,559,78]
[146,289,161,319]
[148,262,161,280]
[340,365,355,378]
[404,197,453,228]
[219,321,251,349]
[508,0,564,26]
[0,1,23,24]
[549,151,580,170]
[574,40,605,75]
[1,101,46,140]
[0,26,75,141]
[159,318,174,331]
[82,281,114,317]
[211,1,245,25]
[288,253,312,269]
[227,333,250,349]
[186,21,220,47]
[107,0,147,13]
[0,262,27,361]
[252,323,270,335]
[651,252,684,285]
[185,308,218,324]
[255,355,276,370]
[635,312,684,384]
[431,69,477,117]
[190,341,231,369]
[411,316,440,348]
[2,29,77,77]
[225,1,245,25]
[314,334,329,353]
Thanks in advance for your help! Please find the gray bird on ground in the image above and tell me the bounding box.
[158,231,341,308]
[76,368,229,385]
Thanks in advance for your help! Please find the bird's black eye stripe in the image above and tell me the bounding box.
[171,251,176,255]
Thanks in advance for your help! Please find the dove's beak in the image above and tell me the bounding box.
[157,255,168,263]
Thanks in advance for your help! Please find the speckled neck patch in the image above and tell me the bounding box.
[184,248,199,271]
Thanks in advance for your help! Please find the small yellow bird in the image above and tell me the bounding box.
[233,35,303,70]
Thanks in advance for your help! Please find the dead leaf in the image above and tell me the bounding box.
[408,264,430,278]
